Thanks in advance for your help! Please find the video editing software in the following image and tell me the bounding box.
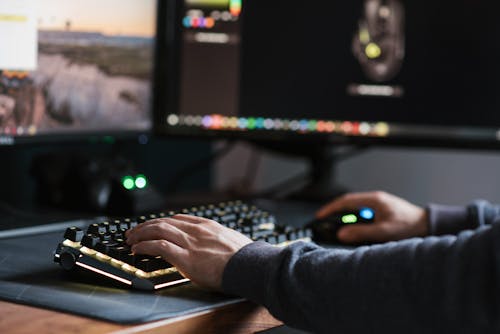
[163,0,500,146]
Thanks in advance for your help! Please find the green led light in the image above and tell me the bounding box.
[135,174,148,189]
[247,118,257,130]
[122,176,135,190]
[102,136,116,144]
[341,214,358,224]
[308,120,318,131]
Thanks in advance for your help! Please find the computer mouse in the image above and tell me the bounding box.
[352,0,405,82]
[308,207,375,244]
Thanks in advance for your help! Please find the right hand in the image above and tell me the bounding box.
[316,191,429,244]
[125,214,252,290]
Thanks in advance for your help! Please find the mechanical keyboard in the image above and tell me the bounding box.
[53,200,313,290]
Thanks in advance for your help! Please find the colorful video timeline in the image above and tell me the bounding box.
[166,114,390,137]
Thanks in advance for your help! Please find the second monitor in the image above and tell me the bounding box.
[0,0,157,144]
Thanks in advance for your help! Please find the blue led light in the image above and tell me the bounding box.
[359,207,374,220]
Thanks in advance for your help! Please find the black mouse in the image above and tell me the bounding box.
[308,207,375,244]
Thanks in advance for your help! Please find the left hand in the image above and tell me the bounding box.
[125,214,253,290]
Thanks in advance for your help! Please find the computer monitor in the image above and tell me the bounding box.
[0,0,158,146]
[156,0,500,146]
[155,0,500,199]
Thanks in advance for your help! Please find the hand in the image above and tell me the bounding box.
[125,214,253,290]
[316,191,429,244]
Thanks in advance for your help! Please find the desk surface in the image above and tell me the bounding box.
[0,300,282,334]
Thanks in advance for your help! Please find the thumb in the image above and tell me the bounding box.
[337,224,389,244]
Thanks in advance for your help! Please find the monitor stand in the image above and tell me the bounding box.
[253,141,364,204]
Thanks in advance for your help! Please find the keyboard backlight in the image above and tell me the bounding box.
[76,261,132,286]
[154,278,190,289]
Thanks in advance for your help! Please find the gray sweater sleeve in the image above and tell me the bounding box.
[222,201,500,334]
[427,200,500,235]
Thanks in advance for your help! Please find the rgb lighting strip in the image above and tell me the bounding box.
[166,113,391,137]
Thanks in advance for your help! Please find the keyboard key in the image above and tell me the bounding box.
[64,227,84,242]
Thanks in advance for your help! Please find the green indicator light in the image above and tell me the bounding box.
[122,176,135,190]
[247,118,257,129]
[308,120,317,131]
[103,136,116,144]
[135,175,148,189]
[342,214,358,224]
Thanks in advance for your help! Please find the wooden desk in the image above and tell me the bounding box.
[0,300,282,334]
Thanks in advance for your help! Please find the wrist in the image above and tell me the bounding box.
[418,207,430,236]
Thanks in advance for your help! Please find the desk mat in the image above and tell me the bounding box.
[0,229,243,324]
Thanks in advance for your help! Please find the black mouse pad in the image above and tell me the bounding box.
[0,229,243,324]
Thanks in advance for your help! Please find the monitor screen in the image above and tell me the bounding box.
[0,0,157,145]
[156,0,500,149]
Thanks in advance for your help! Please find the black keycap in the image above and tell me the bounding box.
[277,233,287,244]
[109,245,131,260]
[87,223,106,235]
[220,213,238,224]
[98,232,112,241]
[287,230,298,241]
[81,234,100,248]
[64,227,84,242]
[119,221,129,230]
[107,223,118,234]
[135,256,170,272]
[95,241,118,254]
[265,235,278,244]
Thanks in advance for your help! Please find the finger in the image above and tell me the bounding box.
[125,218,163,237]
[126,221,190,248]
[337,223,392,244]
[165,217,208,235]
[126,216,197,238]
[132,239,188,268]
[316,192,383,218]
[172,214,215,224]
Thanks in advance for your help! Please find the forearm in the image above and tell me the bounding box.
[223,223,500,333]
[428,200,500,235]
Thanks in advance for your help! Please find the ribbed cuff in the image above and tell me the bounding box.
[221,241,282,303]
[427,204,471,235]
